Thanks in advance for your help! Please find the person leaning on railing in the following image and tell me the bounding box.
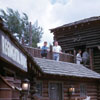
[41,41,48,58]
[82,49,89,66]
[53,41,62,61]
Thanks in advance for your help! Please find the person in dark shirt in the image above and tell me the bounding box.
[41,42,48,58]
[82,49,89,66]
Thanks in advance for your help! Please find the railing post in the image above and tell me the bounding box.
[74,49,76,63]
[89,48,94,70]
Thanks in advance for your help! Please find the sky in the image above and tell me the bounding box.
[0,0,100,46]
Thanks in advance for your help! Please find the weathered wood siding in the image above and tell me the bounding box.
[0,78,12,100]
[53,21,100,73]
[37,78,99,100]
[93,47,100,73]
[0,77,21,100]
[54,22,100,51]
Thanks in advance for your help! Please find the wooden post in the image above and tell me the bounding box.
[89,48,94,70]
[74,49,76,63]
[27,60,37,100]
[97,81,100,100]
[49,45,53,60]
[29,22,32,47]
[22,37,25,45]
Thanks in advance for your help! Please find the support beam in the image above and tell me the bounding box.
[74,49,76,63]
[89,48,94,70]
[29,22,32,47]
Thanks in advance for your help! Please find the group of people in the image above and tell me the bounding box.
[76,49,89,66]
[41,41,62,61]
[41,41,89,66]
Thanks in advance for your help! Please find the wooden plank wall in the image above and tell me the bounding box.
[42,81,49,100]
[54,23,100,51]
[93,47,100,73]
[86,83,98,100]
[97,84,100,100]
[0,78,12,100]
[54,22,100,73]
[38,79,99,100]
[0,77,21,100]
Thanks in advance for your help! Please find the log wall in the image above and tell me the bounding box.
[54,24,100,51]
[0,77,21,100]
[37,78,99,100]
[93,47,100,73]
[53,21,100,73]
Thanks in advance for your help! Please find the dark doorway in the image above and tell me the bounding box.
[74,45,86,54]
[49,83,63,100]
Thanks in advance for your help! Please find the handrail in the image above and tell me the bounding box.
[24,46,74,63]
[75,97,86,100]
[0,75,22,91]
[0,75,14,89]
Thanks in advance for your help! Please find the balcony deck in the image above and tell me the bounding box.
[25,46,74,63]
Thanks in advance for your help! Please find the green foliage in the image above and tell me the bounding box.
[0,8,43,47]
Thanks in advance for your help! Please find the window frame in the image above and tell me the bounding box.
[80,84,87,97]
[36,81,43,96]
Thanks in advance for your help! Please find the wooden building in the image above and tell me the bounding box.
[1,15,100,100]
[33,57,100,100]
[0,18,42,100]
[50,16,100,73]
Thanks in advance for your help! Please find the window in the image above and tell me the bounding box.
[36,82,42,96]
[80,84,87,97]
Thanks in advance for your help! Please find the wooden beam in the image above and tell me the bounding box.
[89,48,94,70]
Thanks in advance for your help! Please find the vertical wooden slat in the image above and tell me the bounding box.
[89,48,94,70]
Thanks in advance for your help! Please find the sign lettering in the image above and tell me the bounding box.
[1,35,27,70]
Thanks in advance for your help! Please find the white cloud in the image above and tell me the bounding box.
[50,0,100,24]
[0,0,100,45]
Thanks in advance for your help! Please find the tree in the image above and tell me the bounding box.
[0,8,43,47]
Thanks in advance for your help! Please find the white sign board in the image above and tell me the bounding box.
[1,35,27,71]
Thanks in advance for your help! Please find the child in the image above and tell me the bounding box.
[76,50,82,64]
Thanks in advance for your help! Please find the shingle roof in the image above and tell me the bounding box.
[50,16,100,31]
[34,57,100,79]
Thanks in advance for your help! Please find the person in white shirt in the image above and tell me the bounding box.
[53,41,62,61]
[76,49,82,64]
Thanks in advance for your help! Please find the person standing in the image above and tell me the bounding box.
[53,41,62,61]
[82,49,89,66]
[76,49,82,64]
[41,42,48,58]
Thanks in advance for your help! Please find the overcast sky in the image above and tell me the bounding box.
[0,0,100,45]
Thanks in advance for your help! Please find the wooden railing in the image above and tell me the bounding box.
[75,97,86,100]
[25,46,74,63]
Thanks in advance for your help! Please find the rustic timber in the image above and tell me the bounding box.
[24,46,74,63]
[0,17,42,100]
[33,57,100,100]
[50,16,100,73]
